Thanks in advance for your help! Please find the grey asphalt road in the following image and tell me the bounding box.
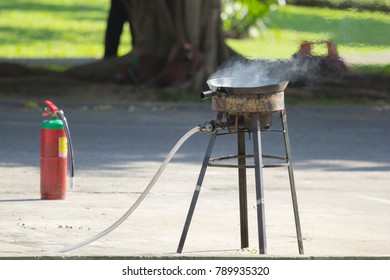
[0,102,389,258]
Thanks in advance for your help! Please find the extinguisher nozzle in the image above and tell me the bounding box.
[70,177,75,190]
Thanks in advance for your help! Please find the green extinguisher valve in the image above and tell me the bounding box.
[41,119,64,130]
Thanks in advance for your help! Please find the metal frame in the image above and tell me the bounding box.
[177,110,304,255]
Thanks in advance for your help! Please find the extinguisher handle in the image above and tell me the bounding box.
[43,100,59,117]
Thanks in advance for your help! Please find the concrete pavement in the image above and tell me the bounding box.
[0,102,389,258]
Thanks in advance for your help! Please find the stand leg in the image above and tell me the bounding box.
[251,113,267,254]
[177,132,217,253]
[281,110,304,255]
[238,129,249,249]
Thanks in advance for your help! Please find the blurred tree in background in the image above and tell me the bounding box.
[66,0,278,89]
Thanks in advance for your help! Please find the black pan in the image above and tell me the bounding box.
[201,78,288,99]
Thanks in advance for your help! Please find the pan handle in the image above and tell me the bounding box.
[200,90,218,99]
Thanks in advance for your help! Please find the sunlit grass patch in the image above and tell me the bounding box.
[226,5,390,61]
[0,0,131,58]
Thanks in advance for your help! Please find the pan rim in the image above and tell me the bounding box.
[207,77,287,89]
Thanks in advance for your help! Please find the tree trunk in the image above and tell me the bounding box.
[64,0,234,90]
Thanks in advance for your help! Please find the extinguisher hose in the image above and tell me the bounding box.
[56,111,75,190]
[50,126,201,254]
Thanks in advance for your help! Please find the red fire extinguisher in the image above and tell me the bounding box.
[40,100,74,199]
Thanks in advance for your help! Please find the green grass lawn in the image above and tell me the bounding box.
[288,0,390,7]
[227,5,390,60]
[0,0,389,66]
[0,0,131,58]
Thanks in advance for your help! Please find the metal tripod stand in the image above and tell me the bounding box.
[177,110,304,255]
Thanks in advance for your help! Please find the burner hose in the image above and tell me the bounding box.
[50,126,201,254]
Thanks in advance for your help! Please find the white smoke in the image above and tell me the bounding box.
[209,55,324,86]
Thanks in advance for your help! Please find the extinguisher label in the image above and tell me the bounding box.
[58,137,67,158]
